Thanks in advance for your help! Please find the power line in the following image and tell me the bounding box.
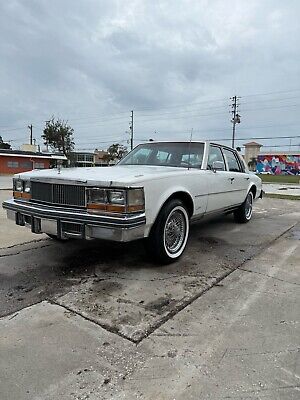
[239,95,300,105]
[76,135,300,147]
[197,135,300,142]
[2,88,300,141]
[2,89,300,132]
[241,88,300,98]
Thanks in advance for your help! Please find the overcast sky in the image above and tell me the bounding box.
[0,0,300,152]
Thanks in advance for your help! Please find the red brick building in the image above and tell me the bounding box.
[0,149,66,174]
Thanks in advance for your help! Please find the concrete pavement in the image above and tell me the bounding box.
[0,174,13,190]
[0,225,299,399]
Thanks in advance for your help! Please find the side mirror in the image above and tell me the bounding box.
[212,161,224,172]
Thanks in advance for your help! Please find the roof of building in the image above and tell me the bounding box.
[258,151,300,156]
[243,141,263,147]
[0,149,67,160]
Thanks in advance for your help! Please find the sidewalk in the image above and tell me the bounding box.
[263,182,300,199]
[0,226,299,399]
[0,189,46,249]
[0,175,13,190]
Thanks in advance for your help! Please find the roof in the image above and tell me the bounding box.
[243,141,263,147]
[0,149,67,160]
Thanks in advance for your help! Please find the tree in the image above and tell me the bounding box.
[104,143,127,163]
[42,117,74,156]
[0,136,11,149]
[248,157,257,171]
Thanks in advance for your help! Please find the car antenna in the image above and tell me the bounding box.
[188,128,193,170]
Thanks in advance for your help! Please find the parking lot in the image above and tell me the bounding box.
[0,188,299,399]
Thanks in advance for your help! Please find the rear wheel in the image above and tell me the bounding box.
[146,199,190,264]
[234,191,253,223]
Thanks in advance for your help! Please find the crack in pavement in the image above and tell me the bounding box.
[0,238,48,251]
[238,267,300,286]
[0,243,52,258]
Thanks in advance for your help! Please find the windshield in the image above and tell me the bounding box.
[119,142,205,168]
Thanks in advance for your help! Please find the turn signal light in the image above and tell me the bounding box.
[13,191,31,200]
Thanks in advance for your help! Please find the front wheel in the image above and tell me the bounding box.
[234,191,253,223]
[146,199,190,264]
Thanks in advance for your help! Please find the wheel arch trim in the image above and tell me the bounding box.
[147,188,194,237]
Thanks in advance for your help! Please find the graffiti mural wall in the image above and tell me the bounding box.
[256,154,300,175]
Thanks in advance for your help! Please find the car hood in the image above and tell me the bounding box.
[16,165,187,187]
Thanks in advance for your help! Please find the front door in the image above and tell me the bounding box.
[205,145,235,213]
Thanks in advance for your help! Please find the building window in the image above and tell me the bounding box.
[35,162,45,169]
[77,154,94,162]
[20,162,32,168]
[7,161,19,168]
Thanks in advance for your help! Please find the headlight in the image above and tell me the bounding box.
[87,188,107,204]
[14,179,23,192]
[13,178,31,199]
[86,187,144,213]
[127,189,145,212]
[107,190,125,205]
[24,181,31,193]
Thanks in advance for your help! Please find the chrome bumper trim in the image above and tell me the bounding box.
[2,199,146,242]
[3,199,145,228]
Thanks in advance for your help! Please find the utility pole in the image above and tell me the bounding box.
[28,124,33,145]
[45,120,50,152]
[230,96,241,148]
[130,110,134,150]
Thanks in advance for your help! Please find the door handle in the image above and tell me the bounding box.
[244,177,250,180]
[228,177,235,183]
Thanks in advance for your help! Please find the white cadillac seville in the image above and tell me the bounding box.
[2,141,262,263]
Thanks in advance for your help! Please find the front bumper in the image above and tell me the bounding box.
[2,199,146,242]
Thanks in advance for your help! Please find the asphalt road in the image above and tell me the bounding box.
[0,191,298,342]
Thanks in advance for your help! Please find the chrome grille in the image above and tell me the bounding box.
[31,182,86,207]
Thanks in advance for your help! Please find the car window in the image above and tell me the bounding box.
[127,148,152,164]
[156,150,171,164]
[223,148,241,172]
[119,142,204,168]
[207,146,225,170]
[181,152,203,168]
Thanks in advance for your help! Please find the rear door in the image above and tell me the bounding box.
[222,147,248,206]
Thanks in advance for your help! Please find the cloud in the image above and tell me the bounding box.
[0,0,299,150]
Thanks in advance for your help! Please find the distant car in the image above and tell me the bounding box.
[2,141,262,263]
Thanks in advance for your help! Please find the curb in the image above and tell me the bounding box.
[264,193,300,201]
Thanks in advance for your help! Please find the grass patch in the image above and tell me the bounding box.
[264,193,300,201]
[258,174,300,184]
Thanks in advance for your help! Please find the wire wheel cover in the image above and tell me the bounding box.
[164,209,187,254]
[245,193,253,219]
